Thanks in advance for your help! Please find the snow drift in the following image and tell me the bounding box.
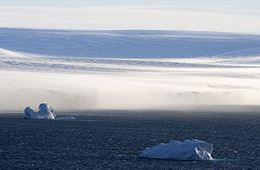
[139,139,213,161]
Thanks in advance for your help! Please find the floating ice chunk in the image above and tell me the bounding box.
[24,103,55,120]
[37,103,55,119]
[24,103,76,120]
[139,139,213,161]
[24,107,35,119]
[56,116,76,121]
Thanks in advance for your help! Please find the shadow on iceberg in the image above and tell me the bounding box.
[24,103,76,120]
[139,139,213,161]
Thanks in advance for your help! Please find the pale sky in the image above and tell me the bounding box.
[0,0,258,7]
[0,0,260,34]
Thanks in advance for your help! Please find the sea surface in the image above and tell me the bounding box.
[0,111,259,169]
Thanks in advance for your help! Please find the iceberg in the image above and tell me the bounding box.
[139,139,213,161]
[24,103,76,120]
[24,103,55,120]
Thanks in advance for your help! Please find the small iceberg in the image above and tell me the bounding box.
[56,116,76,121]
[139,139,213,161]
[24,103,76,120]
[24,103,55,119]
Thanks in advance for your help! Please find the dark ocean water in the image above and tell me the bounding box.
[0,111,259,169]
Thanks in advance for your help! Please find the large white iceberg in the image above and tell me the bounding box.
[139,139,213,161]
[24,103,56,119]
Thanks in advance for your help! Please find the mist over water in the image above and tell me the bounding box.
[0,66,259,112]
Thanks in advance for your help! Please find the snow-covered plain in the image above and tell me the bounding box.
[0,29,260,111]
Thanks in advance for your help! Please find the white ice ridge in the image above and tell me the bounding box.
[24,103,56,119]
[139,139,213,161]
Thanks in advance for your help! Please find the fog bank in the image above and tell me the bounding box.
[0,67,259,112]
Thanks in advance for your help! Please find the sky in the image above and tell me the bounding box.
[0,0,260,34]
[0,0,259,7]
